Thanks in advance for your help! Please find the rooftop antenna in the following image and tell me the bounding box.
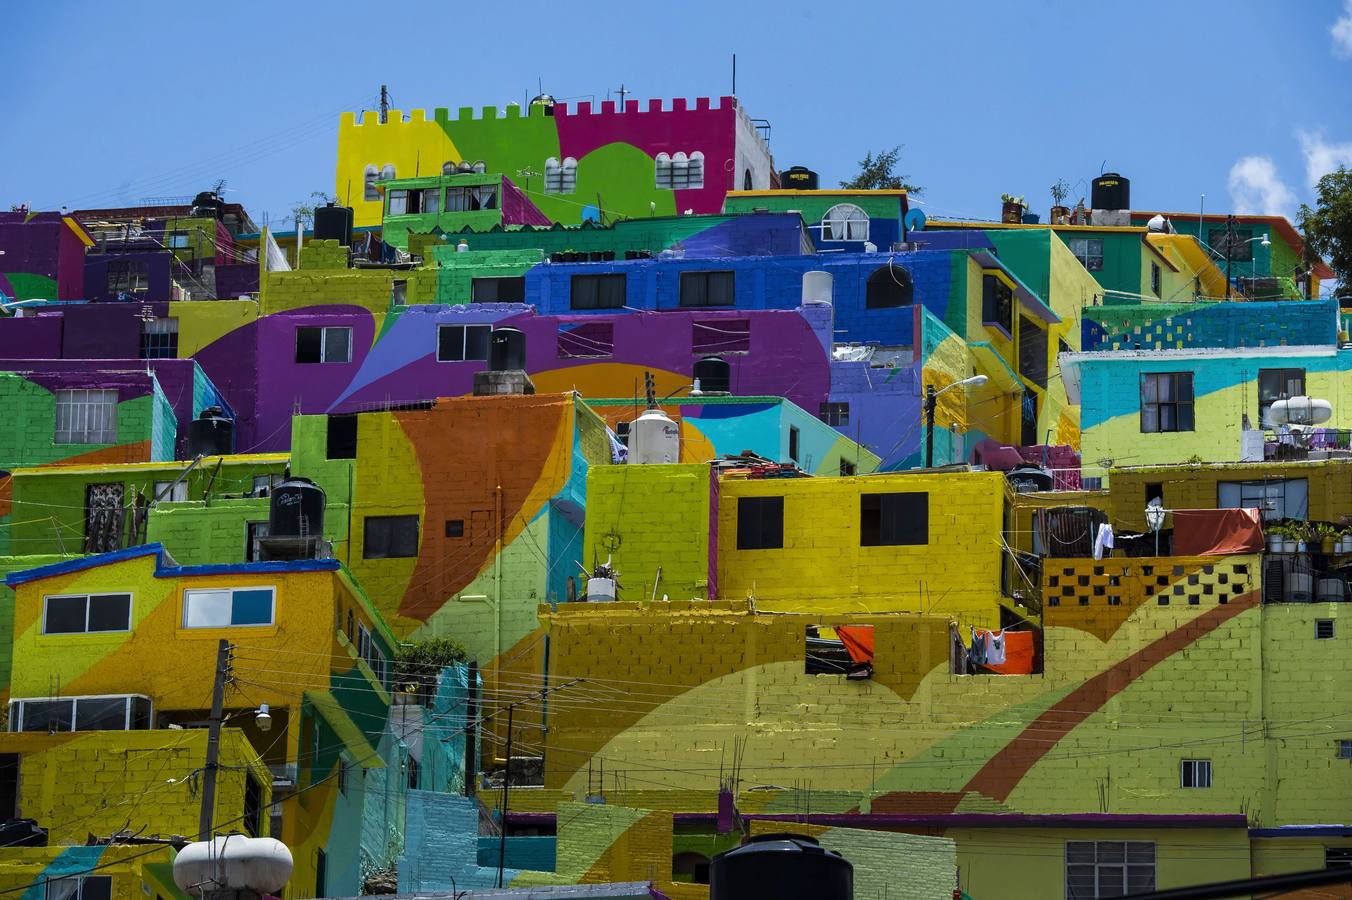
[616,83,628,105]
[379,84,389,124]
[732,53,737,96]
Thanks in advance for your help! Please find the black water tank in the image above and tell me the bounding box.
[187,406,235,457]
[191,191,222,219]
[0,819,48,848]
[693,356,731,393]
[711,834,851,900]
[269,477,326,538]
[315,203,355,246]
[488,328,527,371]
[1092,173,1130,210]
[781,166,819,190]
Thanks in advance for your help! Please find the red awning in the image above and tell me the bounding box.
[1171,508,1264,556]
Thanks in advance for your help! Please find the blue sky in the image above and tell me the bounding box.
[3,0,1350,228]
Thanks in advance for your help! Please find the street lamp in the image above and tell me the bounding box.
[1145,501,1168,557]
[924,374,988,468]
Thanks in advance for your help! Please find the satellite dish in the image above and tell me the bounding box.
[1268,396,1332,427]
[904,208,927,233]
[581,205,602,224]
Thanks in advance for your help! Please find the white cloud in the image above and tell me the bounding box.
[1227,156,1298,217]
[1298,129,1352,187]
[1334,0,1352,57]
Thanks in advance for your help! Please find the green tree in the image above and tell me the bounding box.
[1298,165,1352,297]
[393,636,468,701]
[291,190,336,230]
[839,146,922,195]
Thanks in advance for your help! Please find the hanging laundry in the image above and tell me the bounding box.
[1093,523,1115,560]
[969,626,985,666]
[986,630,1007,666]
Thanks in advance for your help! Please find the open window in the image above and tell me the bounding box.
[805,625,873,678]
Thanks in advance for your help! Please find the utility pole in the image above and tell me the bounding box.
[924,384,937,468]
[615,84,628,106]
[379,85,389,124]
[198,639,233,840]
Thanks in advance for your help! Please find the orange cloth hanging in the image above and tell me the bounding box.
[982,629,1035,675]
[835,625,875,665]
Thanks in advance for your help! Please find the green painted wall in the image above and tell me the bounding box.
[144,497,272,565]
[0,374,162,471]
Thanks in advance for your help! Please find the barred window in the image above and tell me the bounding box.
[821,204,869,242]
[655,151,705,190]
[544,157,578,194]
[139,317,178,359]
[1140,372,1194,433]
[55,389,118,444]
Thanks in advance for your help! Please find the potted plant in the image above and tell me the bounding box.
[1313,522,1339,553]
[1050,180,1072,225]
[1267,523,1302,554]
[1001,193,1026,224]
[1334,526,1352,555]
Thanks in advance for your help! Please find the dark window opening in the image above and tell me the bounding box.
[1258,368,1305,428]
[679,271,736,307]
[788,426,800,463]
[982,274,1013,334]
[245,521,269,562]
[673,852,711,885]
[315,849,327,899]
[819,402,849,427]
[1145,483,1164,506]
[327,414,358,459]
[445,519,464,538]
[1140,372,1195,433]
[407,755,420,790]
[139,318,178,359]
[839,459,856,476]
[1018,316,1048,388]
[363,515,420,559]
[1326,847,1352,868]
[866,263,914,309]
[295,326,351,364]
[860,493,928,546]
[472,276,525,303]
[570,274,626,310]
[0,755,17,822]
[243,776,263,837]
[107,260,149,295]
[737,496,783,550]
[438,324,491,362]
[1151,262,1162,297]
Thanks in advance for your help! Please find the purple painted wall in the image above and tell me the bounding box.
[0,314,63,358]
[83,251,176,303]
[0,212,87,301]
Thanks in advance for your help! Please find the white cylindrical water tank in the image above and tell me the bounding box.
[802,271,833,305]
[1268,397,1332,427]
[174,836,294,896]
[632,408,680,465]
[586,576,617,602]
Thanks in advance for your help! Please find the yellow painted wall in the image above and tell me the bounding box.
[170,299,260,357]
[0,846,180,900]
[336,110,461,227]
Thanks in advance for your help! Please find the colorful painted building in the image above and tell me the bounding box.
[723,189,909,251]
[0,212,93,302]
[336,96,776,228]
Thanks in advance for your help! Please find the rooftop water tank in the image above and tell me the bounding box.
[780,166,819,190]
[187,406,235,458]
[173,836,293,897]
[711,834,852,900]
[268,476,326,539]
[802,271,833,305]
[1268,397,1333,427]
[488,327,527,371]
[693,356,731,394]
[1091,173,1130,211]
[632,408,680,465]
[314,203,354,246]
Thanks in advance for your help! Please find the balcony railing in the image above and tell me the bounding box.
[1263,428,1352,461]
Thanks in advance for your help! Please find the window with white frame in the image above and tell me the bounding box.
[363,165,381,202]
[295,326,352,364]
[1065,841,1154,899]
[1217,478,1308,522]
[1068,238,1105,272]
[1180,759,1212,788]
[43,593,131,635]
[544,157,577,194]
[655,152,705,190]
[139,317,179,359]
[820,204,869,242]
[183,587,276,628]
[45,875,112,900]
[437,324,492,362]
[54,389,118,444]
[355,622,388,685]
[153,480,188,502]
[9,695,151,734]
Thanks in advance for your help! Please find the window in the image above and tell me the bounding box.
[355,622,388,684]
[363,165,381,202]
[337,757,348,795]
[243,775,263,837]
[1208,227,1254,262]
[805,624,874,677]
[445,519,464,538]
[183,587,276,628]
[866,264,914,308]
[1317,619,1336,640]
[387,188,441,217]
[1140,373,1194,433]
[1019,316,1048,388]
[327,414,358,459]
[392,280,407,305]
[982,274,1014,334]
[166,232,190,250]
[679,271,736,307]
[407,755,420,790]
[1067,238,1104,272]
[788,426,800,463]
[153,480,188,503]
[839,459,856,476]
[1151,262,1162,297]
[558,321,615,358]
[437,324,491,362]
[821,204,869,242]
[43,593,130,635]
[1065,841,1154,899]
[693,318,750,354]
[1327,847,1352,868]
[1258,368,1305,427]
[445,185,498,212]
[655,152,705,190]
[251,475,277,497]
[672,852,711,885]
[363,515,420,559]
[1217,478,1308,522]
[1145,483,1164,505]
[471,276,525,303]
[106,260,149,295]
[860,493,928,546]
[570,274,626,310]
[245,521,269,562]
[1180,759,1212,788]
[1338,740,1352,760]
[295,326,352,364]
[55,389,118,444]
[737,496,784,550]
[139,317,179,359]
[315,849,327,899]
[544,157,578,194]
[45,876,111,900]
[819,402,849,427]
[11,695,150,734]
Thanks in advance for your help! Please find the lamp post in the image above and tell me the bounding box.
[924,375,988,468]
[1145,502,1168,558]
